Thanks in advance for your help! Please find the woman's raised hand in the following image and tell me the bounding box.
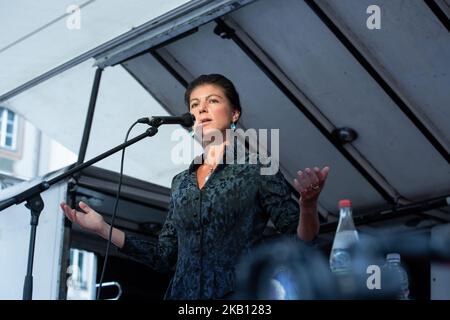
[60,201,106,235]
[293,166,330,206]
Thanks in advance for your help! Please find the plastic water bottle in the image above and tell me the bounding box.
[329,199,359,274]
[382,253,410,300]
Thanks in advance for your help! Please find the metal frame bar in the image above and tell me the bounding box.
[120,27,200,71]
[94,0,258,68]
[151,50,189,88]
[305,0,450,165]
[77,67,103,164]
[424,0,450,32]
[58,67,102,299]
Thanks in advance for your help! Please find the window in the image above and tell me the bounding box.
[0,107,18,150]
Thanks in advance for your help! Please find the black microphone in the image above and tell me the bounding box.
[137,113,195,128]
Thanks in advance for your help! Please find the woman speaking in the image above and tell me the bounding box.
[60,74,330,299]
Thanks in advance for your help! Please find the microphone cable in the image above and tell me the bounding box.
[96,120,139,300]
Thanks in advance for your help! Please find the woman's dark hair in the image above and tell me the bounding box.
[184,74,242,122]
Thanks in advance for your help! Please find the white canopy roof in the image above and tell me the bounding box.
[0,0,189,98]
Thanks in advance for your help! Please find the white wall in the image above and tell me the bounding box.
[0,182,67,299]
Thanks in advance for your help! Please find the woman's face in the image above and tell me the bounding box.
[189,84,239,137]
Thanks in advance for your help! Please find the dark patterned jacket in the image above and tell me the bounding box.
[118,143,301,299]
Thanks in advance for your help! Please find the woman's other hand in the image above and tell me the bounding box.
[293,166,330,206]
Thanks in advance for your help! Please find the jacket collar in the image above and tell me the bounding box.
[188,140,248,174]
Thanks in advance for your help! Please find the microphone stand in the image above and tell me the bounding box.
[0,125,159,300]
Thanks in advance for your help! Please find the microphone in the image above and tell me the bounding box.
[137,112,195,128]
